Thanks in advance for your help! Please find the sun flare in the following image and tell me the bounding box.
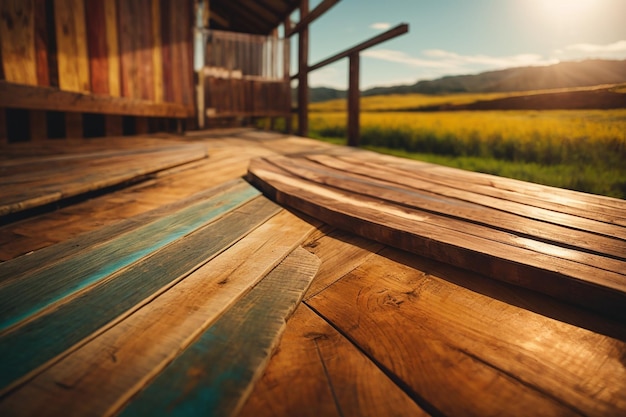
[530,0,598,21]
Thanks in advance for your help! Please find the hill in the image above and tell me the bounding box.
[305,59,626,102]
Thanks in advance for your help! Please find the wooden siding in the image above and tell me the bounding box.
[0,0,195,142]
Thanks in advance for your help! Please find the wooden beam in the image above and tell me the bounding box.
[286,0,340,37]
[297,0,309,137]
[0,0,37,85]
[347,52,359,147]
[308,23,408,73]
[283,17,292,134]
[0,81,194,118]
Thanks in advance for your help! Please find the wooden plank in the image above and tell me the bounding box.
[306,249,626,416]
[0,81,194,117]
[85,0,109,94]
[54,0,90,92]
[297,0,308,137]
[347,151,626,222]
[0,141,206,215]
[138,0,155,101]
[33,0,49,86]
[311,152,626,238]
[167,0,184,105]
[135,116,149,134]
[0,179,250,284]
[247,157,626,320]
[151,0,164,102]
[271,155,626,260]
[302,227,383,299]
[159,0,174,103]
[0,181,258,324]
[0,209,316,416]
[241,304,431,417]
[118,247,320,417]
[0,196,281,394]
[347,52,359,146]
[104,0,120,96]
[118,0,140,99]
[0,0,37,85]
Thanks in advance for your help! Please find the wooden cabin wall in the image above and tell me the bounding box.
[0,0,194,143]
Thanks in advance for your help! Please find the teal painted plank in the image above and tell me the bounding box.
[0,181,260,333]
[0,179,249,284]
[118,247,320,417]
[0,197,281,392]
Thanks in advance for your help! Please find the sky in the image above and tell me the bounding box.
[289,0,626,90]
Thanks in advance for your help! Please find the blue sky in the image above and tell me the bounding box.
[289,0,626,90]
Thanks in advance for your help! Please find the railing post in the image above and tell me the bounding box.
[283,17,292,134]
[297,0,309,137]
[347,52,360,147]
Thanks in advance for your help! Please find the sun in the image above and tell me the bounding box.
[530,0,598,21]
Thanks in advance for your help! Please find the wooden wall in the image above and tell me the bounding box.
[0,0,194,143]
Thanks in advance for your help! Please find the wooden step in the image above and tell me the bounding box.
[247,149,626,320]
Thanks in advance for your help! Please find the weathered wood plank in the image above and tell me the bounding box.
[0,0,37,85]
[29,109,46,141]
[274,154,626,258]
[0,179,248,283]
[33,0,49,86]
[343,150,626,222]
[306,249,626,416]
[0,210,316,416]
[302,227,383,300]
[54,0,90,92]
[104,0,120,96]
[85,0,109,95]
[240,304,431,417]
[0,141,205,214]
[65,111,82,139]
[309,152,626,236]
[247,157,626,320]
[151,0,164,102]
[118,247,320,417]
[0,181,259,332]
[0,196,281,394]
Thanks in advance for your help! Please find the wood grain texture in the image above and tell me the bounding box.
[54,0,90,92]
[0,138,205,215]
[0,210,316,417]
[85,0,109,94]
[0,181,259,332]
[33,0,49,86]
[0,179,249,284]
[118,247,320,417]
[0,80,194,117]
[247,154,626,320]
[151,0,163,102]
[307,249,626,417]
[240,304,430,417]
[0,196,281,394]
[103,0,120,96]
[0,0,37,85]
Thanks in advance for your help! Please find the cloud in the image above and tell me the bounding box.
[363,48,556,76]
[369,22,391,30]
[554,40,626,61]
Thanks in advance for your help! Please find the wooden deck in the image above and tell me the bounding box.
[1,129,625,417]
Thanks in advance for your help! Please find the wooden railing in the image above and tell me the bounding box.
[292,23,409,146]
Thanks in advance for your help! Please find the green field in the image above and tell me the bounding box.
[304,92,626,199]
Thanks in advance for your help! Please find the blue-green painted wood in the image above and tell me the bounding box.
[0,181,260,333]
[0,179,248,284]
[118,247,320,417]
[0,197,281,391]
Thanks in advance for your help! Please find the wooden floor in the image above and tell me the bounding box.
[1,129,625,417]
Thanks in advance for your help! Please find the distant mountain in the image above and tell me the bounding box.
[304,59,626,102]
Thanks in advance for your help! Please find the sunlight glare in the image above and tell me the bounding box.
[530,0,598,21]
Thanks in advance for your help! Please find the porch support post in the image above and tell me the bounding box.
[297,0,309,137]
[347,52,360,146]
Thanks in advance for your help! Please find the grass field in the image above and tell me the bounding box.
[306,107,626,199]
